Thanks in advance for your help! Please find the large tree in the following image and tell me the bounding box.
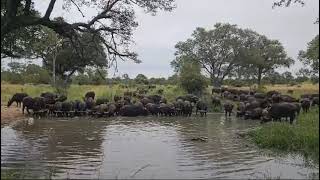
[1,0,176,64]
[241,32,294,86]
[172,23,249,87]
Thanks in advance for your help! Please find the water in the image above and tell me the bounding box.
[1,114,319,179]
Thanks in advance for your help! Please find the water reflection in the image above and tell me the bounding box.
[1,115,319,179]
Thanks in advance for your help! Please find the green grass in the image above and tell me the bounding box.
[1,169,27,180]
[1,83,187,105]
[248,107,319,164]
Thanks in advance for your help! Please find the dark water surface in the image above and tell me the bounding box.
[1,114,319,179]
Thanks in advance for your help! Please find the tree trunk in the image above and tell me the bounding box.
[257,67,262,87]
[211,74,221,88]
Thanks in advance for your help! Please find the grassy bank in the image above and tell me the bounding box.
[248,107,319,164]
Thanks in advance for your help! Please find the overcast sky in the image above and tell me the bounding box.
[3,0,319,79]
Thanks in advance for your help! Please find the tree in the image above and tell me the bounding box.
[273,0,318,23]
[178,57,207,95]
[273,0,305,8]
[283,71,294,82]
[135,74,149,85]
[243,34,294,86]
[298,35,319,77]
[167,74,178,85]
[172,23,249,87]
[42,32,108,86]
[1,0,176,65]
[262,70,284,85]
[7,62,25,73]
[122,73,130,85]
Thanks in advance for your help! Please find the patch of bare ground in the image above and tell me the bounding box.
[1,103,26,125]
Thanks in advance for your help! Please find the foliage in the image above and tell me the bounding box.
[172,23,292,87]
[134,74,149,85]
[242,32,294,86]
[172,23,249,87]
[249,108,319,164]
[1,63,50,84]
[178,57,207,95]
[298,35,319,77]
[1,0,176,66]
[42,32,108,83]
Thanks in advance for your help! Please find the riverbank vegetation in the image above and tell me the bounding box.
[1,82,318,111]
[249,107,319,164]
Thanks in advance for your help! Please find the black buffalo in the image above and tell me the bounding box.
[119,105,148,117]
[7,93,28,107]
[196,100,208,117]
[85,91,95,100]
[262,103,297,124]
[224,102,234,117]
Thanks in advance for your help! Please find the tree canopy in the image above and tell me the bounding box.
[1,0,176,65]
[172,23,293,87]
[298,35,319,77]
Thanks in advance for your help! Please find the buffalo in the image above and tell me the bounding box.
[7,93,28,107]
[22,96,35,114]
[196,100,208,117]
[262,102,297,124]
[85,91,95,100]
[301,98,311,113]
[119,104,148,117]
[224,102,234,117]
[146,103,160,116]
[182,101,193,117]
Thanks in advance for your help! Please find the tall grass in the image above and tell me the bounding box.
[1,83,187,104]
[248,107,319,164]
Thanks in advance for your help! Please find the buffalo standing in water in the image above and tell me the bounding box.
[119,104,148,117]
[196,100,208,117]
[224,102,234,117]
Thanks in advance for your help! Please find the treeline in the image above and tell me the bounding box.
[1,62,317,86]
[169,23,319,94]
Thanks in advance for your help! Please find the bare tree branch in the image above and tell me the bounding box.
[44,0,57,19]
[70,0,85,18]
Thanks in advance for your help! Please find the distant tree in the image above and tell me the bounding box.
[295,75,309,83]
[262,70,284,85]
[283,71,294,82]
[135,74,149,85]
[23,64,50,84]
[172,23,250,87]
[167,74,179,85]
[122,74,130,85]
[298,35,319,77]
[178,57,207,95]
[42,32,108,86]
[7,62,25,73]
[243,34,294,86]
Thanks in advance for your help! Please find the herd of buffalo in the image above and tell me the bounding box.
[7,91,208,118]
[6,87,319,124]
[212,87,319,124]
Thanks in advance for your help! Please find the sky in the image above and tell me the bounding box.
[2,0,319,78]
